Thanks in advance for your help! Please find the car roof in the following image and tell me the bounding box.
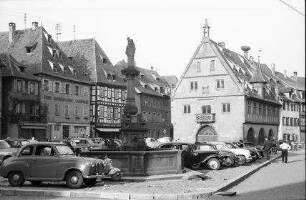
[208,141,226,144]
[159,142,192,146]
[23,142,65,146]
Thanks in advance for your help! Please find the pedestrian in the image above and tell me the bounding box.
[279,140,291,163]
[263,137,273,160]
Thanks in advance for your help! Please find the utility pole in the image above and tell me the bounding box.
[24,13,27,29]
[55,23,62,42]
[73,25,76,40]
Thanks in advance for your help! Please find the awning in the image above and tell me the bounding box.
[21,126,46,130]
[96,128,120,132]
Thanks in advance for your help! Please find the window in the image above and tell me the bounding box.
[107,88,112,99]
[202,105,211,113]
[107,107,113,120]
[210,60,215,72]
[29,82,35,94]
[252,103,257,115]
[258,104,262,115]
[65,84,70,94]
[52,49,56,57]
[26,47,32,53]
[44,80,49,91]
[17,79,22,92]
[247,101,252,114]
[196,61,201,72]
[286,117,289,126]
[184,105,191,113]
[222,103,231,112]
[55,104,60,116]
[190,81,198,90]
[115,90,119,100]
[216,79,224,89]
[30,104,35,115]
[202,85,209,94]
[75,86,79,96]
[65,105,70,116]
[75,106,78,117]
[283,102,286,110]
[55,82,60,93]
[20,146,33,156]
[15,103,21,114]
[282,117,285,125]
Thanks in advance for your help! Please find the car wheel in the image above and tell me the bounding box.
[30,181,43,186]
[66,170,84,189]
[84,178,96,187]
[223,157,235,167]
[111,172,122,181]
[236,155,246,165]
[206,158,221,170]
[8,171,25,187]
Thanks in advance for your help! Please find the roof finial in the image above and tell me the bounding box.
[203,19,210,38]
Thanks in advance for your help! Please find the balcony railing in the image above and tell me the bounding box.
[195,113,216,123]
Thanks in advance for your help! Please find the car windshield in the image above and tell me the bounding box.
[56,145,74,155]
[0,140,11,149]
[195,145,217,151]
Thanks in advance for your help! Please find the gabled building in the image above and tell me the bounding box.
[0,22,91,140]
[58,39,126,139]
[274,70,305,143]
[115,61,173,139]
[0,53,46,140]
[172,20,281,144]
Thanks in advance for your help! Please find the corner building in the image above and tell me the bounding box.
[172,21,281,144]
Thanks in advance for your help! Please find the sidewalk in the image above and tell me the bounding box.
[0,152,287,200]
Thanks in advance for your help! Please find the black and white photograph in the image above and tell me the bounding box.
[0,0,305,199]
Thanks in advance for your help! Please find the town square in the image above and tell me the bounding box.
[0,0,305,199]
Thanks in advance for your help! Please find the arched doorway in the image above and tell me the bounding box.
[268,129,274,140]
[258,128,265,145]
[196,126,218,142]
[247,128,255,144]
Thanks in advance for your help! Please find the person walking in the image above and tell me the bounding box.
[263,138,273,160]
[280,140,291,163]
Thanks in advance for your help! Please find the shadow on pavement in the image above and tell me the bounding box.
[209,181,305,200]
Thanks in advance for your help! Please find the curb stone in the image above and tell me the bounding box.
[0,154,281,200]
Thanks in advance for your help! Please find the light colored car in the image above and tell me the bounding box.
[0,140,18,163]
[70,138,102,152]
[208,141,252,165]
[0,142,121,189]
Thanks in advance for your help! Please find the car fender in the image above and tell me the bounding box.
[202,155,219,163]
[61,166,88,180]
[1,160,30,178]
[109,168,121,175]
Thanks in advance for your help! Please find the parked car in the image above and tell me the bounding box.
[144,137,161,149]
[239,141,264,159]
[70,138,102,152]
[194,142,237,167]
[0,142,121,189]
[158,142,222,170]
[4,138,30,148]
[208,142,252,165]
[0,140,18,163]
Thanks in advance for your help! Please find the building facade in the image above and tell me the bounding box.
[0,22,91,140]
[116,61,173,139]
[58,39,126,139]
[0,53,47,140]
[172,21,281,144]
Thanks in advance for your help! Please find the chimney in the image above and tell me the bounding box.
[284,70,287,78]
[32,22,38,30]
[249,56,254,64]
[271,63,275,75]
[241,46,251,59]
[293,71,297,79]
[9,22,16,43]
[218,42,225,50]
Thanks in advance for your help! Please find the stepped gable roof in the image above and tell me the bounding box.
[115,60,170,96]
[0,26,90,84]
[0,53,38,81]
[58,39,125,87]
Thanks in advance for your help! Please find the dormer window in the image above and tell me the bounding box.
[18,66,26,73]
[47,34,52,42]
[68,57,73,61]
[112,75,116,80]
[140,74,145,79]
[25,42,37,54]
[155,87,159,92]
[144,84,148,89]
[107,74,112,80]
[52,49,56,57]
[156,77,160,81]
[26,47,31,53]
[58,52,62,59]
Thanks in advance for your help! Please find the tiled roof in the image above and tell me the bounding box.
[162,75,178,88]
[0,53,38,81]
[58,39,125,87]
[115,60,170,96]
[0,26,91,84]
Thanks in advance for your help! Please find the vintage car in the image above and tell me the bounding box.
[194,142,237,167]
[70,138,102,152]
[4,138,30,148]
[0,142,121,189]
[238,141,264,159]
[158,142,222,170]
[0,140,18,163]
[208,141,253,165]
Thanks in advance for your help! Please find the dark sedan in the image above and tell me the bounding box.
[158,142,222,170]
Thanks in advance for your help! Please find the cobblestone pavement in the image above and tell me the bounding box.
[0,152,281,196]
[208,150,305,200]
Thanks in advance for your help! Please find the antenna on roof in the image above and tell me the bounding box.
[24,13,27,30]
[55,23,62,42]
[73,25,76,40]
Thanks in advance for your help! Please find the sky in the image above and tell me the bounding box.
[0,0,305,78]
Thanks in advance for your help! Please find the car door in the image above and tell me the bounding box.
[30,145,58,179]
